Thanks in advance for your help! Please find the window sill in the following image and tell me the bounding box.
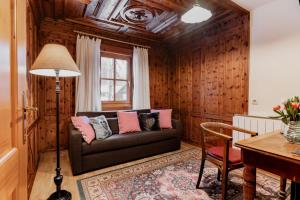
[102,102,132,111]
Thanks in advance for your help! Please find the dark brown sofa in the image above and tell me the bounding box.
[69,109,182,175]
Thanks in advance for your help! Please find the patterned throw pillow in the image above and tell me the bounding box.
[89,115,112,140]
[71,116,95,144]
[139,113,160,131]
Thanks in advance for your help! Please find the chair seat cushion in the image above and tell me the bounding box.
[82,129,178,155]
[207,146,241,164]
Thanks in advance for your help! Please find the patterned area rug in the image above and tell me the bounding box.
[77,148,282,200]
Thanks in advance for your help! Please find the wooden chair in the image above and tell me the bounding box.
[195,122,258,200]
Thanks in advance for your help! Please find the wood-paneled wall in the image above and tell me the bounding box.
[26,1,40,195]
[169,14,250,144]
[37,19,171,151]
[35,13,249,150]
[26,3,248,197]
[149,47,171,109]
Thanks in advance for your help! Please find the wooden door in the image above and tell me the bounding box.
[0,0,28,199]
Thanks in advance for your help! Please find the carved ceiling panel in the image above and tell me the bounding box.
[35,0,248,42]
[120,5,155,24]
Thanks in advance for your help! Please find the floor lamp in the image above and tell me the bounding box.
[30,44,80,200]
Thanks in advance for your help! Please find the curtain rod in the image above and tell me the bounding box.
[74,30,151,49]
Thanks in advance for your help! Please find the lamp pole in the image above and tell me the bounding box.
[30,44,80,199]
[48,70,71,200]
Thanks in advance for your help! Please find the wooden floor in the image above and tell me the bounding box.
[29,143,194,199]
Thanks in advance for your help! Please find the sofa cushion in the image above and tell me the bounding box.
[139,113,160,131]
[151,109,173,129]
[89,115,112,139]
[117,111,141,134]
[71,116,95,144]
[82,129,178,155]
[106,118,119,134]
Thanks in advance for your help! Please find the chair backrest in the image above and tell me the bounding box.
[199,122,257,156]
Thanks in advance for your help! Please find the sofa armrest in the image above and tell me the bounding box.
[172,119,182,140]
[69,123,83,175]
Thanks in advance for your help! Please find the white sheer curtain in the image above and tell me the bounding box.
[132,47,151,109]
[75,35,101,113]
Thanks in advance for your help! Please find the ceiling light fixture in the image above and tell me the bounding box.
[181,4,212,24]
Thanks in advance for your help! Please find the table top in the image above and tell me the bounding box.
[235,131,300,164]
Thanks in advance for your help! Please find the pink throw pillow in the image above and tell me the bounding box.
[71,116,95,144]
[151,109,172,129]
[117,111,141,134]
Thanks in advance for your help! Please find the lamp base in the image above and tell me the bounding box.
[48,190,71,200]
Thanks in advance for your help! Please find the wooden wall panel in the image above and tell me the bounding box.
[149,48,171,109]
[178,53,193,141]
[192,49,202,114]
[170,14,250,144]
[37,19,171,151]
[26,2,40,196]
[169,54,181,120]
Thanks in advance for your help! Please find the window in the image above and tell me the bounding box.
[100,53,131,109]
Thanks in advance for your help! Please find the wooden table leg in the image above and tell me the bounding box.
[279,177,287,198]
[243,165,256,200]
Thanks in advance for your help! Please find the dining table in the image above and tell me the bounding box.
[235,131,300,200]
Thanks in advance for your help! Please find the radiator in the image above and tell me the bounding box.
[232,115,283,145]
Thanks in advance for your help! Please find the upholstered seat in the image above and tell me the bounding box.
[196,122,258,200]
[82,129,178,155]
[207,146,241,164]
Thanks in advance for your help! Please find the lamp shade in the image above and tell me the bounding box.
[30,44,81,77]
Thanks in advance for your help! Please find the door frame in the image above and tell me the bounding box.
[0,0,28,199]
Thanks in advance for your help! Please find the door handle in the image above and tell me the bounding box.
[22,92,38,144]
[24,106,38,112]
[23,106,38,144]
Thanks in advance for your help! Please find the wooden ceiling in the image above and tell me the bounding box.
[31,0,248,42]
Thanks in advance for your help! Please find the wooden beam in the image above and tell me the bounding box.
[82,4,88,17]
[134,0,193,13]
[86,17,161,39]
[108,0,128,20]
[93,0,103,16]
[74,30,151,48]
[150,14,178,34]
[65,18,160,42]
[86,17,146,32]
[94,0,119,19]
[83,0,100,17]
